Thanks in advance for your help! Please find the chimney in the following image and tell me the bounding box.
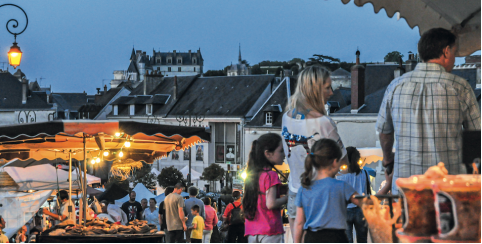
[173,76,177,100]
[144,73,147,95]
[394,57,405,78]
[96,88,101,94]
[21,78,28,104]
[350,50,365,113]
[189,50,192,59]
[405,52,418,72]
[104,85,107,93]
[173,50,176,56]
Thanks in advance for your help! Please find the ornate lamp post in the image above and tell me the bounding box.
[1,4,28,69]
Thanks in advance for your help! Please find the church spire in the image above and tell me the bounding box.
[238,43,242,63]
[130,46,136,62]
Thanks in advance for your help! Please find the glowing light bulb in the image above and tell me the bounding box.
[241,171,247,180]
[119,151,124,157]
[103,151,109,156]
[341,165,347,170]
[413,177,418,183]
[115,132,121,137]
[96,157,101,163]
[90,159,95,164]
[358,159,363,165]
[124,141,131,148]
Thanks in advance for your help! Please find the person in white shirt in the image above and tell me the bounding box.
[101,200,128,225]
[42,190,75,225]
[281,65,349,238]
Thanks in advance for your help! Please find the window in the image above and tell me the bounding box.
[193,58,196,64]
[178,59,182,64]
[113,105,118,115]
[129,105,135,116]
[194,67,196,72]
[157,67,160,71]
[168,58,172,64]
[178,67,181,72]
[156,59,160,64]
[146,104,153,115]
[168,67,171,72]
[265,112,273,125]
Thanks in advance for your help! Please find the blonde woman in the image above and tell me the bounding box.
[281,65,348,237]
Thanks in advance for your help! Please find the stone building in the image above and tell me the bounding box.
[111,47,204,88]
[227,44,250,76]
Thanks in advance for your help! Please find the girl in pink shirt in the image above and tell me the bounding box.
[202,197,218,243]
[243,133,288,243]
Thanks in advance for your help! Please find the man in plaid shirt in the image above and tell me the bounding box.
[376,28,481,194]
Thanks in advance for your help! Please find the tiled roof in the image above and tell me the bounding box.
[168,75,275,117]
[331,67,351,77]
[0,72,53,110]
[51,93,89,112]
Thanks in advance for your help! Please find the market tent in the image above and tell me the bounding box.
[341,0,480,57]
[96,183,129,203]
[0,162,100,191]
[0,190,53,239]
[0,120,210,164]
[115,183,155,206]
[154,193,165,203]
[151,167,160,176]
[180,166,202,181]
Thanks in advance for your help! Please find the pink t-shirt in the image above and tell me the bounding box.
[203,205,218,231]
[245,169,284,236]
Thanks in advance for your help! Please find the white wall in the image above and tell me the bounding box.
[0,110,55,126]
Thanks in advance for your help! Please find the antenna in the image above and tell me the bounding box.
[39,77,46,86]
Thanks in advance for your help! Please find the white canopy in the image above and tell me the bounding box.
[114,183,155,206]
[180,166,202,181]
[151,167,161,176]
[1,163,100,191]
[0,190,53,239]
[341,0,481,57]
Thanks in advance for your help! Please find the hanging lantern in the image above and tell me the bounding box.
[8,42,22,69]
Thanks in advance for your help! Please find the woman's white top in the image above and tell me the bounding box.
[143,207,160,230]
[282,112,347,193]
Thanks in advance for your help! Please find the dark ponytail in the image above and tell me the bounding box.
[346,146,361,175]
[243,133,282,220]
[300,139,342,188]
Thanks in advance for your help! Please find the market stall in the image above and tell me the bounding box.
[0,120,210,242]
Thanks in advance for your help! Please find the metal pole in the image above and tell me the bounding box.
[188,146,192,187]
[82,135,87,226]
[68,152,72,222]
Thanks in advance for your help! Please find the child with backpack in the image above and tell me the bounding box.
[294,139,362,243]
[222,191,247,242]
[243,133,288,243]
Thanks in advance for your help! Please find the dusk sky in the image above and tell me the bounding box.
[0,0,474,93]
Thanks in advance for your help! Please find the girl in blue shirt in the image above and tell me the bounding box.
[293,139,362,243]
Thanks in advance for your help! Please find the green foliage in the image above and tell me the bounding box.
[241,60,250,67]
[307,54,341,71]
[250,65,263,75]
[202,163,225,182]
[157,166,186,188]
[384,51,404,63]
[105,176,130,192]
[204,70,226,77]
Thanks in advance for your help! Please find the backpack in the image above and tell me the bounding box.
[229,203,244,225]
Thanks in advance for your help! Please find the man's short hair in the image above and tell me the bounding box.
[418,28,457,62]
[188,186,198,196]
[58,190,69,201]
[174,183,183,189]
[202,197,211,206]
[232,191,241,200]
[100,200,109,206]
[191,205,200,212]
[141,198,147,202]
[165,186,175,196]
[130,191,136,196]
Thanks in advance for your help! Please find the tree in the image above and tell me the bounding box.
[384,51,404,63]
[241,60,250,67]
[132,162,157,189]
[202,163,225,190]
[157,166,186,188]
[308,54,341,71]
[250,65,262,75]
[105,175,130,192]
[203,70,225,77]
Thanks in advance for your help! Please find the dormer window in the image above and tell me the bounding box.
[167,58,172,64]
[178,67,182,72]
[156,58,160,64]
[192,58,197,64]
[129,105,135,115]
[146,104,153,115]
[113,105,118,115]
[168,67,172,72]
[177,58,182,64]
[265,112,273,125]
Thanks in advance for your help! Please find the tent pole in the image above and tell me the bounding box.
[69,151,72,222]
[83,135,87,226]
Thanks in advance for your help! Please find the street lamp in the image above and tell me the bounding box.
[0,4,28,69]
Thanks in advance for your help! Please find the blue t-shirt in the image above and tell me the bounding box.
[295,177,356,230]
[337,169,370,208]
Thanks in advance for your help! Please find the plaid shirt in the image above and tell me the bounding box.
[376,63,481,193]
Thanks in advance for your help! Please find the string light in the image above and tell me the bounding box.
[104,151,109,156]
[119,151,124,157]
[241,171,247,180]
[96,157,101,163]
[340,165,348,170]
[115,132,121,137]
[90,159,95,164]
[124,141,131,148]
